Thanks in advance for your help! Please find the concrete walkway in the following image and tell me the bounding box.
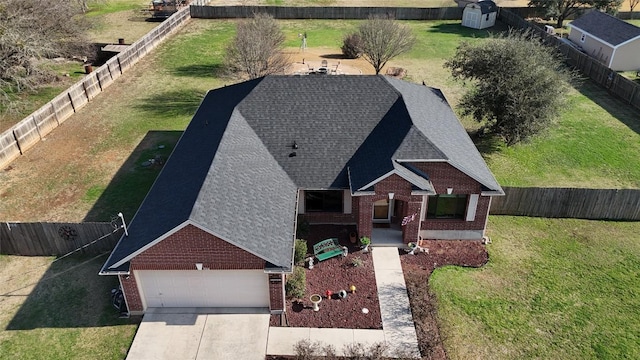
[373,247,420,357]
[266,247,420,358]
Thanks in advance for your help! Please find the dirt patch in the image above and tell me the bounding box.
[400,240,488,359]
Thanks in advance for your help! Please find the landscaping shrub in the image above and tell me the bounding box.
[294,239,308,265]
[285,266,306,299]
[341,33,362,59]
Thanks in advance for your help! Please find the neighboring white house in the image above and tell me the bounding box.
[568,10,640,71]
[462,0,498,30]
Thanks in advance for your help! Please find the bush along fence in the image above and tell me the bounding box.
[1,222,123,256]
[190,5,464,20]
[499,8,640,112]
[0,7,191,170]
[490,187,640,220]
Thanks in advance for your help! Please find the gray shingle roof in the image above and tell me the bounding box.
[477,0,497,14]
[570,10,640,46]
[102,75,502,275]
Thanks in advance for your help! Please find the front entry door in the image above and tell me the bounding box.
[373,199,392,223]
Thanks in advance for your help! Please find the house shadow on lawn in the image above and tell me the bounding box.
[83,130,182,222]
[5,255,139,330]
[575,80,640,136]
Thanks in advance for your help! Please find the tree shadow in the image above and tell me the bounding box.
[133,88,206,119]
[425,19,511,38]
[319,54,346,59]
[83,131,182,222]
[172,64,225,78]
[574,79,640,136]
[4,254,140,329]
[469,130,504,155]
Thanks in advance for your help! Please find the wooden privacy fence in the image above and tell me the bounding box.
[1,222,123,256]
[499,9,640,112]
[0,7,191,170]
[490,187,640,220]
[190,5,463,20]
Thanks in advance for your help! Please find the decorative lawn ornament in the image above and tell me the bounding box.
[350,285,356,293]
[325,290,333,299]
[338,289,348,299]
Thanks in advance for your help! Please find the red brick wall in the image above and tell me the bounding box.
[269,274,284,311]
[119,273,143,313]
[131,224,265,270]
[412,162,490,232]
[124,224,276,313]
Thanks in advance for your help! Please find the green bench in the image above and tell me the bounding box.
[313,238,344,261]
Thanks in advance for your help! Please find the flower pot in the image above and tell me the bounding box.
[349,232,357,244]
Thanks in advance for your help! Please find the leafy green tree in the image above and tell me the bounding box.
[224,13,288,80]
[444,31,571,146]
[357,15,415,75]
[528,0,623,28]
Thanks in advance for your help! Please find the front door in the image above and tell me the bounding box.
[373,199,392,223]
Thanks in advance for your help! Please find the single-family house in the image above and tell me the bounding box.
[462,0,498,29]
[568,10,640,71]
[99,75,503,316]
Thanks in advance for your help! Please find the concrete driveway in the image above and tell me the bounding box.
[126,308,270,360]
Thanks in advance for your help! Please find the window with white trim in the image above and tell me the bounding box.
[427,195,467,219]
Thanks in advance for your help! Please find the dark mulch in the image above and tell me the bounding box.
[270,225,382,330]
[400,240,488,360]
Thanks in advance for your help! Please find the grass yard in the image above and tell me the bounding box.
[431,216,640,359]
[0,255,139,360]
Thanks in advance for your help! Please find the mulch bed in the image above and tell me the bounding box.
[400,240,488,360]
[269,230,489,360]
[270,225,382,330]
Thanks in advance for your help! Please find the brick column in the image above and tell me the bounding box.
[357,196,372,238]
[268,274,285,313]
[402,200,422,244]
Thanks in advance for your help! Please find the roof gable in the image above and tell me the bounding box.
[570,10,640,47]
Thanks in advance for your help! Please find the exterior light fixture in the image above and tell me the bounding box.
[195,263,203,270]
[388,192,394,200]
[447,188,453,194]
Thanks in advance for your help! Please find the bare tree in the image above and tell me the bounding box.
[528,0,623,28]
[630,0,640,16]
[357,15,416,75]
[0,0,91,108]
[224,13,288,80]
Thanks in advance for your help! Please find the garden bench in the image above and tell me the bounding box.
[313,238,343,261]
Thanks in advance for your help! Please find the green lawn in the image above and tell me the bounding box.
[431,216,640,359]
[0,255,139,360]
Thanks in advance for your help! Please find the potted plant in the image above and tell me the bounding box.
[359,236,371,252]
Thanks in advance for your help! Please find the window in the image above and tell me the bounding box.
[580,33,586,43]
[427,195,467,219]
[305,191,343,212]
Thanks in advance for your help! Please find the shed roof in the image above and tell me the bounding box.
[569,10,640,47]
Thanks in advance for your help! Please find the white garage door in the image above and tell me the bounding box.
[137,270,270,309]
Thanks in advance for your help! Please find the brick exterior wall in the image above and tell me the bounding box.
[119,273,143,314]
[131,224,265,270]
[269,274,285,312]
[123,224,280,313]
[412,162,491,232]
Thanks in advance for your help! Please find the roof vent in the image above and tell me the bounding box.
[292,141,298,149]
[289,152,297,157]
